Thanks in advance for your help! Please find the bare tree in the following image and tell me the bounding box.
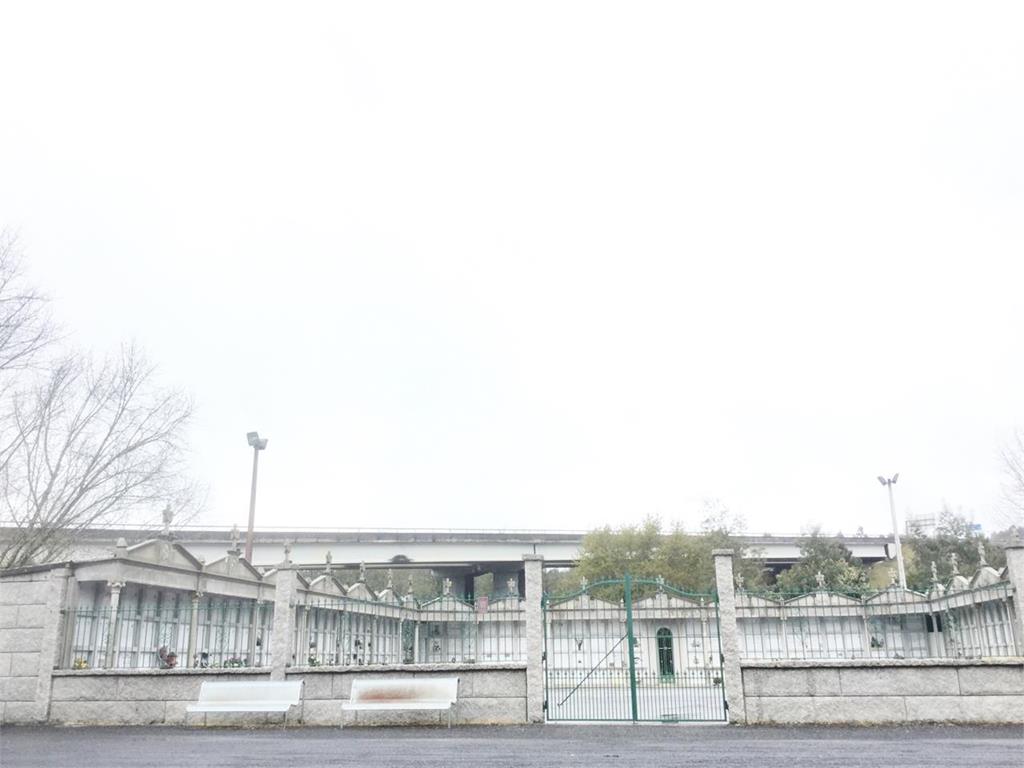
[0,345,198,569]
[0,230,55,375]
[1001,427,1024,528]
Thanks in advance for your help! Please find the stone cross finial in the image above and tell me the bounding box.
[949,552,959,575]
[324,550,333,574]
[889,568,897,586]
[443,577,452,596]
[930,560,939,583]
[283,541,292,563]
[580,576,589,591]
[977,540,988,566]
[736,573,745,590]
[507,577,518,597]
[386,569,394,590]
[814,571,826,589]
[406,575,415,597]
[358,562,367,583]
[655,575,666,593]
[161,504,174,537]
[229,524,241,555]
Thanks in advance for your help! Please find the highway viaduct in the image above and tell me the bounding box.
[52,526,895,595]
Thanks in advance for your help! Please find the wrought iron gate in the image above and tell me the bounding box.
[542,575,727,722]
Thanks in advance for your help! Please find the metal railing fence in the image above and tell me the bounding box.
[737,582,1017,660]
[299,591,526,667]
[64,598,273,670]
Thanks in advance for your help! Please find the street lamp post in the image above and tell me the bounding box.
[245,431,269,562]
[877,473,906,589]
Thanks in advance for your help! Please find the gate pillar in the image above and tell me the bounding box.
[523,554,545,723]
[712,549,746,724]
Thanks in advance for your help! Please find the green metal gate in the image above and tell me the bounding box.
[542,575,727,722]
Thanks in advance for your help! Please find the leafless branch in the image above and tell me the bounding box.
[0,345,198,568]
[1000,427,1024,528]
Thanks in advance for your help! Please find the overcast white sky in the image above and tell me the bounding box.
[1,2,1022,537]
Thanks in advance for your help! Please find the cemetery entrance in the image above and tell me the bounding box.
[542,575,727,722]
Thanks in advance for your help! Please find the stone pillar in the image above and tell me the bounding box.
[1003,543,1024,655]
[522,554,544,723]
[269,567,297,681]
[34,567,72,721]
[104,581,125,669]
[712,549,746,724]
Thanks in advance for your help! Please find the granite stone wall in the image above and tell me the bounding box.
[41,664,527,727]
[741,659,1024,725]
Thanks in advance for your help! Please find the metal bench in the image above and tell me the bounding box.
[341,677,459,728]
[187,680,304,719]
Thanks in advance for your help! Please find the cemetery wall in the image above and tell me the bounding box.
[43,664,527,726]
[740,658,1024,724]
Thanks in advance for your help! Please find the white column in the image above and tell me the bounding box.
[104,581,126,669]
[187,591,202,667]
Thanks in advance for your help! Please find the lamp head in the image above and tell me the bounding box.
[247,432,268,450]
[877,476,887,486]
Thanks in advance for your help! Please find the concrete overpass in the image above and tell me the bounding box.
[57,525,895,575]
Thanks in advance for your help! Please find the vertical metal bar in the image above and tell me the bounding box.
[541,594,549,722]
[624,574,638,723]
[712,593,727,720]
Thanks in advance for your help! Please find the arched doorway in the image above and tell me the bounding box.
[656,627,674,679]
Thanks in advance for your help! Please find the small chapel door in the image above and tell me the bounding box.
[656,627,674,680]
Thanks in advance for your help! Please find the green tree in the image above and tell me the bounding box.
[570,515,765,599]
[902,507,1007,592]
[773,530,869,595]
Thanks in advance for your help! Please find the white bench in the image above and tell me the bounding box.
[187,680,304,720]
[341,677,459,728]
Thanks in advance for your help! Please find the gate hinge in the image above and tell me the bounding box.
[720,653,725,664]
[724,701,729,711]
[543,699,548,711]
[541,651,546,662]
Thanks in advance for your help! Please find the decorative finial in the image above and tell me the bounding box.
[229,524,241,555]
[949,552,959,575]
[324,550,333,575]
[655,575,666,593]
[161,504,174,538]
[580,576,588,590]
[115,537,128,558]
[358,561,367,583]
[443,577,452,596]
[406,574,415,597]
[507,577,518,597]
[930,560,939,583]
[386,569,394,590]
[283,540,292,563]
[736,573,745,590]
[889,568,897,586]
[814,571,826,589]
[977,540,988,567]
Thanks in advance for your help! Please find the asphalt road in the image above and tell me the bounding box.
[1,724,1021,768]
